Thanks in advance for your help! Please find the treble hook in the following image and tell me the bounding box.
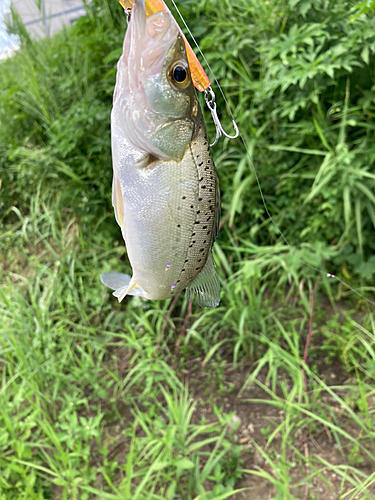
[204,86,239,147]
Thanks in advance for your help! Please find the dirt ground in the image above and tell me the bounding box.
[184,358,375,500]
[86,342,375,500]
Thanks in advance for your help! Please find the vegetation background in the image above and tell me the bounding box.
[0,0,375,498]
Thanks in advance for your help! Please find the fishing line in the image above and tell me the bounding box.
[169,0,375,308]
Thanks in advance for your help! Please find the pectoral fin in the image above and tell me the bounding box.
[100,272,147,302]
[112,176,125,230]
[187,253,220,308]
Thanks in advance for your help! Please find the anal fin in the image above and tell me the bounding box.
[187,253,220,308]
[100,272,147,302]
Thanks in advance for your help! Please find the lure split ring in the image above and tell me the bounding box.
[125,6,132,22]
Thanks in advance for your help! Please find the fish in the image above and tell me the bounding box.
[100,0,221,308]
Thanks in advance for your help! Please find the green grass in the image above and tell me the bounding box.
[1,0,375,498]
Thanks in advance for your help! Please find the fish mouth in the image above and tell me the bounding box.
[129,0,178,77]
[114,0,190,160]
[132,0,175,39]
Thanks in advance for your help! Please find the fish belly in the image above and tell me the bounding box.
[114,141,198,299]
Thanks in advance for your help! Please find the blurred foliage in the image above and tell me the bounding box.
[0,0,123,230]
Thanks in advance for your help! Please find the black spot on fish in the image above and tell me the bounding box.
[197,211,200,215]
[199,162,204,167]
[185,259,188,263]
[203,226,207,229]
[190,205,194,208]
[195,221,200,225]
[199,177,203,181]
[177,224,181,228]
[182,196,186,199]
[198,259,202,263]
[200,248,204,252]
[203,240,207,244]
[192,232,196,236]
[202,186,206,189]
[204,142,207,145]
[198,197,202,201]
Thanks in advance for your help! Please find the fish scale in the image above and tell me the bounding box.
[171,117,219,296]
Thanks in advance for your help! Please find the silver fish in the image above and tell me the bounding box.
[100,0,221,308]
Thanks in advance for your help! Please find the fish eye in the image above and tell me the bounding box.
[174,65,187,83]
[169,60,190,88]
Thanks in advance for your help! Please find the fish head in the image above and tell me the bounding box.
[113,0,199,161]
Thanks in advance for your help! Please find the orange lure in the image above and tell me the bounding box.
[116,0,210,92]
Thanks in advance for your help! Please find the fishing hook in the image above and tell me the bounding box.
[204,86,239,147]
